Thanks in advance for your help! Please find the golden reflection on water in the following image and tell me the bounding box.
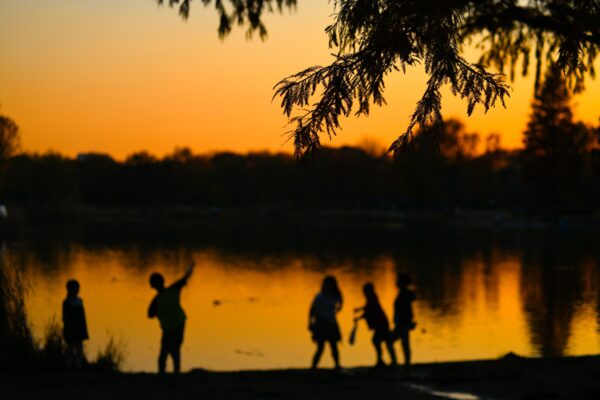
[22,247,600,372]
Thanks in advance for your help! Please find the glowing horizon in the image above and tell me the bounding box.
[1,0,599,160]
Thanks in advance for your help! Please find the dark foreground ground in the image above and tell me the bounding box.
[2,355,600,400]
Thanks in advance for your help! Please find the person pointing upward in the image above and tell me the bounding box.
[148,261,195,374]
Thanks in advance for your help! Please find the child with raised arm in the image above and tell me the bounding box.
[148,261,195,374]
[62,279,89,370]
[309,276,343,369]
[354,282,397,367]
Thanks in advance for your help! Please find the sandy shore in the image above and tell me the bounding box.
[3,355,599,400]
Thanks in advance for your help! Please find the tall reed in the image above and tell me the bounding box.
[0,255,36,372]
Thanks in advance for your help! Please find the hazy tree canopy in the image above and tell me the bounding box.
[0,115,20,163]
[162,1,599,158]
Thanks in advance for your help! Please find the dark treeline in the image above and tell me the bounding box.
[2,68,600,214]
[3,132,598,214]
[2,129,599,213]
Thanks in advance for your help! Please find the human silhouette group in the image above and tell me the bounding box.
[309,274,416,369]
[62,263,416,373]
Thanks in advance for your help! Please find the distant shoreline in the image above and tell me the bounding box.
[5,205,600,229]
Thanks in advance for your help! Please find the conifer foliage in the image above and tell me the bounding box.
[161,0,600,157]
[522,66,596,208]
[524,66,588,159]
[157,0,296,39]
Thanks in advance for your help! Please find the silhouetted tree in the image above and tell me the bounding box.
[0,114,21,200]
[272,1,598,156]
[485,134,501,155]
[123,152,164,205]
[6,124,600,214]
[76,153,119,205]
[522,66,595,211]
[162,1,599,158]
[0,114,20,163]
[395,119,482,207]
[4,153,80,208]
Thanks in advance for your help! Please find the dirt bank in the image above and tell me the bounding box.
[2,355,599,400]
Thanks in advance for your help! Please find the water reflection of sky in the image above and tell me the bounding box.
[12,223,600,371]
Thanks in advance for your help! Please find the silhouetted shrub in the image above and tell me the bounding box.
[0,257,36,372]
[38,318,67,372]
[93,336,126,373]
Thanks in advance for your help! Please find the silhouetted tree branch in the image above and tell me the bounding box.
[160,1,599,158]
[157,0,297,39]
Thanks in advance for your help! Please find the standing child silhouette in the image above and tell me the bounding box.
[309,275,343,370]
[148,261,195,374]
[354,282,397,367]
[393,273,416,366]
[62,279,89,370]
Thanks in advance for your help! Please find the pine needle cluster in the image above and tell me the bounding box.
[160,1,599,157]
[158,0,296,39]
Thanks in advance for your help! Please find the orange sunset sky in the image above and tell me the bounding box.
[1,0,599,159]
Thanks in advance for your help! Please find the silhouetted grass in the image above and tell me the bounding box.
[93,336,126,373]
[37,319,126,373]
[0,257,37,372]
[0,258,126,373]
[38,319,67,371]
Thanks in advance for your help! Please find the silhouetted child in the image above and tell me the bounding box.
[354,282,397,367]
[309,275,343,369]
[62,279,89,370]
[148,261,195,374]
[393,273,416,366]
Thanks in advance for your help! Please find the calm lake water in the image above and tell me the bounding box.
[9,220,600,371]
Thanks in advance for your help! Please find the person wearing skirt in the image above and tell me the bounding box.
[309,276,343,369]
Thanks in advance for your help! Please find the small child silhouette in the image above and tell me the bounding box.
[354,282,397,367]
[62,279,89,370]
[148,261,195,374]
